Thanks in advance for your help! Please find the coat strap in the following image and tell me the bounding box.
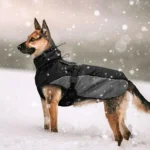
[70,65,79,87]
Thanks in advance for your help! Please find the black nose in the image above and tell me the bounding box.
[17,45,21,50]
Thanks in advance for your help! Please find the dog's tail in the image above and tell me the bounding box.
[128,80,150,113]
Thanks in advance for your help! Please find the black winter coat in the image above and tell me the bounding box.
[34,49,128,106]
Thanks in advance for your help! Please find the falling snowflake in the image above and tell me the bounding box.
[104,18,108,22]
[72,25,75,28]
[141,26,148,32]
[100,94,103,97]
[94,10,100,16]
[122,24,128,30]
[56,53,60,56]
[26,55,30,58]
[35,11,40,15]
[129,1,134,5]
[103,58,107,62]
[129,70,134,75]
[109,49,113,53]
[73,53,76,56]
[122,11,126,14]
[25,21,31,27]
[118,68,122,71]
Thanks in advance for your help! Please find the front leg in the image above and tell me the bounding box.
[41,99,50,130]
[48,99,59,132]
[43,86,62,132]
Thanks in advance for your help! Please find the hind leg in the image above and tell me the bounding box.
[118,92,131,140]
[104,92,131,145]
[104,101,123,146]
[119,118,131,140]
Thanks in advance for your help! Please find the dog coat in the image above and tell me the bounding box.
[34,48,129,106]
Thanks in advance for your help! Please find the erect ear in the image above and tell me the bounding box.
[34,18,41,30]
[42,19,51,41]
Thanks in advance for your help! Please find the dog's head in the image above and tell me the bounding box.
[17,18,55,57]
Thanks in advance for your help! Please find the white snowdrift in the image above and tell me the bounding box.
[0,69,150,150]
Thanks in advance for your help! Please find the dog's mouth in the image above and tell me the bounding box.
[17,42,36,55]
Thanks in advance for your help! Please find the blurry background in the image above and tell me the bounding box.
[0,0,150,80]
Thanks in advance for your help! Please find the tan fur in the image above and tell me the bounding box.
[41,99,50,130]
[104,92,131,146]
[105,113,123,146]
[42,86,62,132]
[118,92,131,140]
[26,30,50,58]
[132,94,150,113]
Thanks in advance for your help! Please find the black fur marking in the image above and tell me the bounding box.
[17,42,36,55]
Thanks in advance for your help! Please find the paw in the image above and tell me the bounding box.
[123,131,131,140]
[44,124,49,130]
[51,128,58,132]
[115,135,123,146]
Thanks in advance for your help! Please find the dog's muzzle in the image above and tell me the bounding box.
[17,42,36,55]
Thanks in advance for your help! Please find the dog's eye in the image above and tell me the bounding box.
[30,38,35,42]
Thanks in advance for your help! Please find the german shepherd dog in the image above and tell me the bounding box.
[18,18,150,146]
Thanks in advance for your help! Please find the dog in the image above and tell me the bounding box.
[17,18,150,146]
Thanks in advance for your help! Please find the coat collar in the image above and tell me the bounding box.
[33,48,62,70]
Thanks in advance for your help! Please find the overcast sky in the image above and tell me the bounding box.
[1,0,150,43]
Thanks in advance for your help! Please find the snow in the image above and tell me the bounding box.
[129,1,135,6]
[141,26,148,32]
[129,70,135,75]
[77,42,81,46]
[8,53,12,57]
[103,58,107,62]
[94,10,100,16]
[0,69,150,150]
[104,18,108,22]
[72,25,76,29]
[122,24,128,31]
[122,11,126,14]
[25,21,31,27]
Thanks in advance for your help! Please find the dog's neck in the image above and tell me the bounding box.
[33,48,62,70]
[32,39,56,58]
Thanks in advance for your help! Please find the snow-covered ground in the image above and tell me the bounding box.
[0,69,150,150]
